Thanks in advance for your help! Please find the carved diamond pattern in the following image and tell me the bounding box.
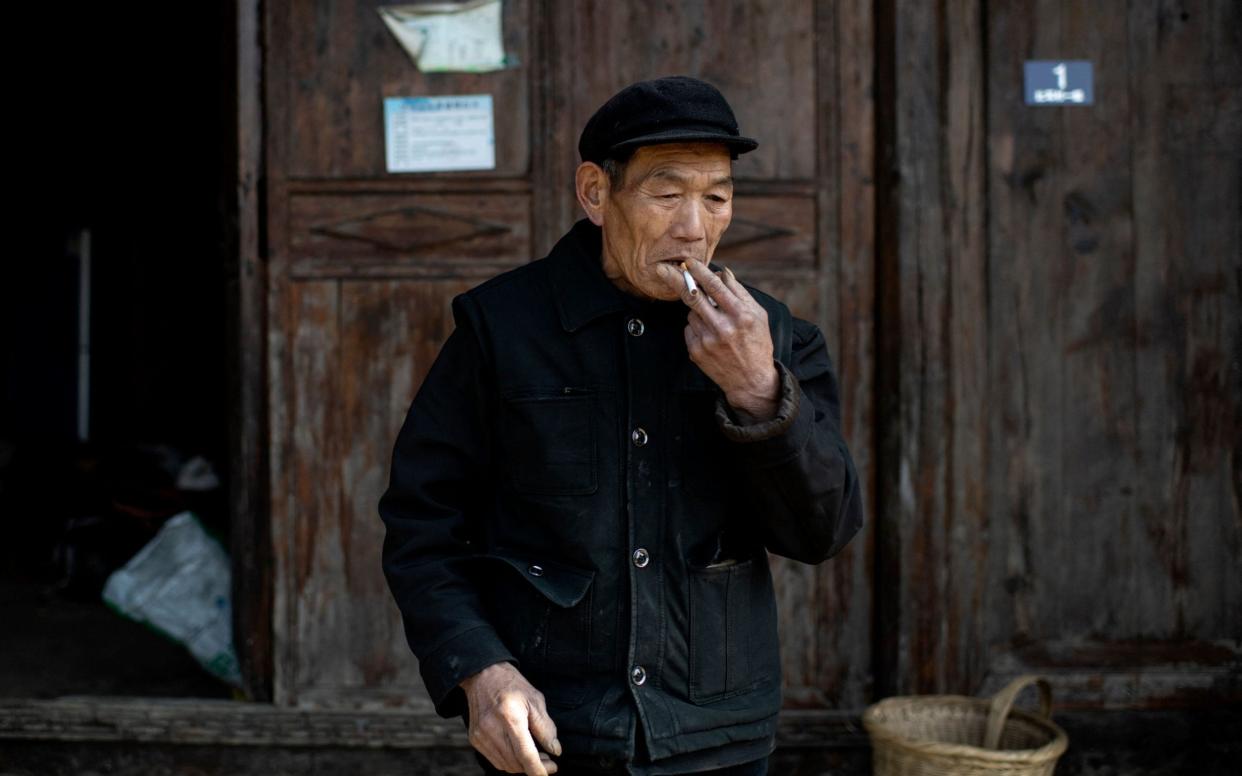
[718,216,798,251]
[312,206,510,253]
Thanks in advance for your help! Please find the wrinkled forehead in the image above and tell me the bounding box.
[624,142,734,185]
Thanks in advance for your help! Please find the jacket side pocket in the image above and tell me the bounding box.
[687,556,780,703]
[483,551,595,706]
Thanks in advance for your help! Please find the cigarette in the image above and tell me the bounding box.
[679,262,718,307]
[681,264,699,294]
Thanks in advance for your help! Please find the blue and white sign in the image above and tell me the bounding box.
[384,95,495,173]
[1024,61,1094,105]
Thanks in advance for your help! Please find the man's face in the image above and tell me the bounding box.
[597,143,734,301]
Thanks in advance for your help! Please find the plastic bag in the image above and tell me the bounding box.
[102,511,242,686]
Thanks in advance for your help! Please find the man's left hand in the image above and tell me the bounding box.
[675,260,780,422]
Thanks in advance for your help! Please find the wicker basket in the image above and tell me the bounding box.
[862,674,1069,776]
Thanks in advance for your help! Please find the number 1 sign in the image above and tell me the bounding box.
[1025,60,1094,105]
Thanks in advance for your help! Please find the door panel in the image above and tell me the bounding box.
[284,0,532,179]
[288,191,534,278]
[878,0,1241,707]
[980,0,1242,707]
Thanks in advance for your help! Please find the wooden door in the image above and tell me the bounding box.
[263,0,875,711]
[877,0,1241,706]
[265,0,538,708]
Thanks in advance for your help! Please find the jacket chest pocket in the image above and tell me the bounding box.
[687,556,781,703]
[500,389,597,496]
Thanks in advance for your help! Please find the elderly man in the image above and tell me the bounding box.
[379,76,863,775]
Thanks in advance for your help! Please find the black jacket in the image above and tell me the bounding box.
[379,219,864,767]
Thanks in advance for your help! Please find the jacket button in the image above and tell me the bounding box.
[627,318,645,336]
[631,665,647,686]
[527,564,544,577]
[631,427,649,447]
[633,548,650,568]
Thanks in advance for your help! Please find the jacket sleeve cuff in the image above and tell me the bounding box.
[714,361,814,467]
[419,624,517,718]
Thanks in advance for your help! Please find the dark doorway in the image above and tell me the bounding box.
[2,4,236,699]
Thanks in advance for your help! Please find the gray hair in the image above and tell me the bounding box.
[601,155,630,191]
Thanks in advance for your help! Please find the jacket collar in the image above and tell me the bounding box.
[548,219,715,391]
[548,219,631,332]
[549,218,722,336]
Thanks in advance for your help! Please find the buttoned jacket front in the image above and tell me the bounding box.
[379,219,864,767]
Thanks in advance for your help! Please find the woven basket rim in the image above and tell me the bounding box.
[863,695,1069,764]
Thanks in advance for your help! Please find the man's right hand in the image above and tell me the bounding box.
[460,662,562,775]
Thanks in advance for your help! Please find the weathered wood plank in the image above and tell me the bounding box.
[5,701,1241,776]
[764,2,874,714]
[876,0,989,698]
[0,742,483,776]
[804,0,877,713]
[872,0,901,702]
[285,281,344,702]
[282,280,475,706]
[940,0,990,704]
[531,0,576,256]
[981,637,1242,709]
[985,0,1065,679]
[0,697,464,748]
[264,0,296,708]
[1048,0,1142,645]
[346,280,472,704]
[1126,0,1242,640]
[0,699,863,749]
[6,717,1241,776]
[228,0,273,704]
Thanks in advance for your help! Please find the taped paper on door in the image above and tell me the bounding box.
[385,95,496,173]
[379,0,508,73]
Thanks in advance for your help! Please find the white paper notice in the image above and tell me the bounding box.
[378,0,508,73]
[384,95,496,173]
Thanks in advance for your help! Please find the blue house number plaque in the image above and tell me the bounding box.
[1025,60,1094,105]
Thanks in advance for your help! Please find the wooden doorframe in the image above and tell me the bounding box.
[226,0,273,702]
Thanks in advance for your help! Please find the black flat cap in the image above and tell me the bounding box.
[578,75,758,164]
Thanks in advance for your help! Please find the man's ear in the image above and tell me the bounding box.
[575,162,609,226]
